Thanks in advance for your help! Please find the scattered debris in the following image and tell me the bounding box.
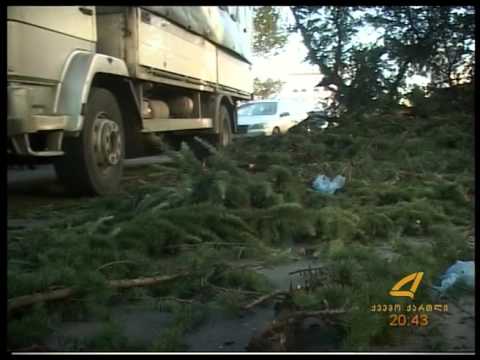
[433,261,475,295]
[312,175,345,194]
[246,307,346,352]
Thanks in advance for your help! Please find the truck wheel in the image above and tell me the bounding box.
[54,87,125,196]
[272,127,281,136]
[218,104,232,147]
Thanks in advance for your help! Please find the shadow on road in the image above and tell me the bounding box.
[7,155,171,215]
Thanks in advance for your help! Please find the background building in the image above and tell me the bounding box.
[276,73,332,111]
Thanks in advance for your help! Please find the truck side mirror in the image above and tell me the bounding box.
[78,6,93,16]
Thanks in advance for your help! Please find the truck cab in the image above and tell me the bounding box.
[7,6,97,157]
[8,6,254,195]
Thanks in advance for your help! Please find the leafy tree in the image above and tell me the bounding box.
[291,7,358,93]
[253,78,285,99]
[291,6,384,114]
[291,6,476,115]
[253,6,289,57]
[427,6,475,88]
[366,6,474,94]
[366,7,438,99]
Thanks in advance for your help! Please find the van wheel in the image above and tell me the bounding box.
[54,87,125,196]
[218,104,232,147]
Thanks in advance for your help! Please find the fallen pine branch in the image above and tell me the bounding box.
[8,271,190,314]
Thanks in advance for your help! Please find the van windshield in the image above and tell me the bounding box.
[238,102,278,116]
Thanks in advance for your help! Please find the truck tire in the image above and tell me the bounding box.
[54,87,125,196]
[218,104,232,147]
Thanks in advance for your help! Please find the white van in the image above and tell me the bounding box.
[237,99,310,136]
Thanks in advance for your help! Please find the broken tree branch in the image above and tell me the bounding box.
[242,289,289,310]
[107,272,190,289]
[209,283,263,296]
[8,271,190,314]
[8,288,76,314]
[157,296,195,305]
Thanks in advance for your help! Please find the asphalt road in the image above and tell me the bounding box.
[7,155,171,186]
[7,155,172,214]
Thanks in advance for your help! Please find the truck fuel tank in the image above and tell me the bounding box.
[168,96,194,118]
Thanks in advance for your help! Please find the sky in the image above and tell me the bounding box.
[251,31,318,81]
[251,8,317,81]
[251,7,430,88]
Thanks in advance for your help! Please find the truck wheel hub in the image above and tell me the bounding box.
[93,115,122,168]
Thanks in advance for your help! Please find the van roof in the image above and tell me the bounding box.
[239,99,304,105]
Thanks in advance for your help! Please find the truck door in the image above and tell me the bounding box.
[8,6,97,82]
[7,6,96,43]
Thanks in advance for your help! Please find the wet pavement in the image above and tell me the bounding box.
[43,258,330,352]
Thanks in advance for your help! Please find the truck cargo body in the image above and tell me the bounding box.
[7,6,254,195]
[97,7,253,96]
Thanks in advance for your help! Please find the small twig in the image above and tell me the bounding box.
[289,309,346,320]
[9,344,51,353]
[95,260,137,272]
[122,176,141,181]
[9,259,35,266]
[87,216,114,235]
[209,283,263,296]
[169,242,255,249]
[157,296,195,305]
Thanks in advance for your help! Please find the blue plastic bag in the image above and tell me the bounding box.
[312,175,346,194]
[433,260,474,295]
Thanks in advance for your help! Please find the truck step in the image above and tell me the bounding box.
[142,117,213,133]
[30,150,64,157]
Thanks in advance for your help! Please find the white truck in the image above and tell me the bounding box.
[7,6,254,195]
